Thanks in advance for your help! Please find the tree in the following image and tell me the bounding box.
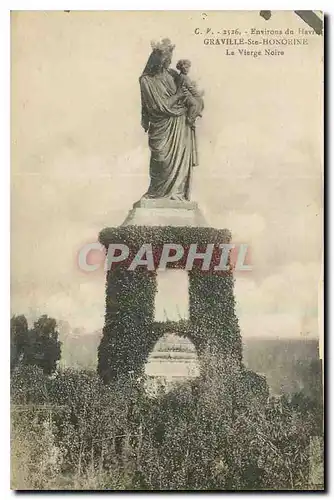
[11,315,29,371]
[11,314,61,375]
[24,315,61,375]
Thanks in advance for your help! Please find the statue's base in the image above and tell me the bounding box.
[122,198,208,227]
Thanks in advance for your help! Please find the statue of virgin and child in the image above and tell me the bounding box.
[139,38,204,202]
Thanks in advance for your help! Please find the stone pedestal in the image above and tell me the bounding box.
[122,198,208,227]
[98,201,243,384]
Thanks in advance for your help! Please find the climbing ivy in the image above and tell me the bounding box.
[98,226,242,383]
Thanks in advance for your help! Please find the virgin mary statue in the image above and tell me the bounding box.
[139,39,199,201]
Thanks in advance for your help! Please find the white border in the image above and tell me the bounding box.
[2,3,329,498]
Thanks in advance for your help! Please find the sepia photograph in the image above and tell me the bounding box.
[10,10,324,491]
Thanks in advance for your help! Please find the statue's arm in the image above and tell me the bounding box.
[140,73,186,119]
[165,69,184,106]
[139,78,150,132]
[168,91,185,106]
[169,68,179,80]
[141,103,149,132]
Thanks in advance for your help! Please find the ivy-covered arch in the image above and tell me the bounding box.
[97,226,242,383]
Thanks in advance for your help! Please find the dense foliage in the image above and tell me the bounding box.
[98,266,157,382]
[98,225,242,382]
[11,314,61,375]
[99,225,231,250]
[11,356,323,491]
[10,239,323,490]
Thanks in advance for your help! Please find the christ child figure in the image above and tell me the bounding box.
[176,59,204,128]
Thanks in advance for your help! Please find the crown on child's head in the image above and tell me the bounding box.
[151,38,175,54]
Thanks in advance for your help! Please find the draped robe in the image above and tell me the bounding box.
[140,68,197,200]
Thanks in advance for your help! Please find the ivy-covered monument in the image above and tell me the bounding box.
[97,38,266,398]
[98,221,242,383]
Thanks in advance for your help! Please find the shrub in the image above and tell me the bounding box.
[10,362,323,490]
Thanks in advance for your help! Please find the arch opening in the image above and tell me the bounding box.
[154,269,189,321]
[145,333,200,393]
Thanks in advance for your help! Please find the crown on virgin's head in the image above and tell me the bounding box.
[151,38,175,53]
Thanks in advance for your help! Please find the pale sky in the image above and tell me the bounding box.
[11,11,323,339]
